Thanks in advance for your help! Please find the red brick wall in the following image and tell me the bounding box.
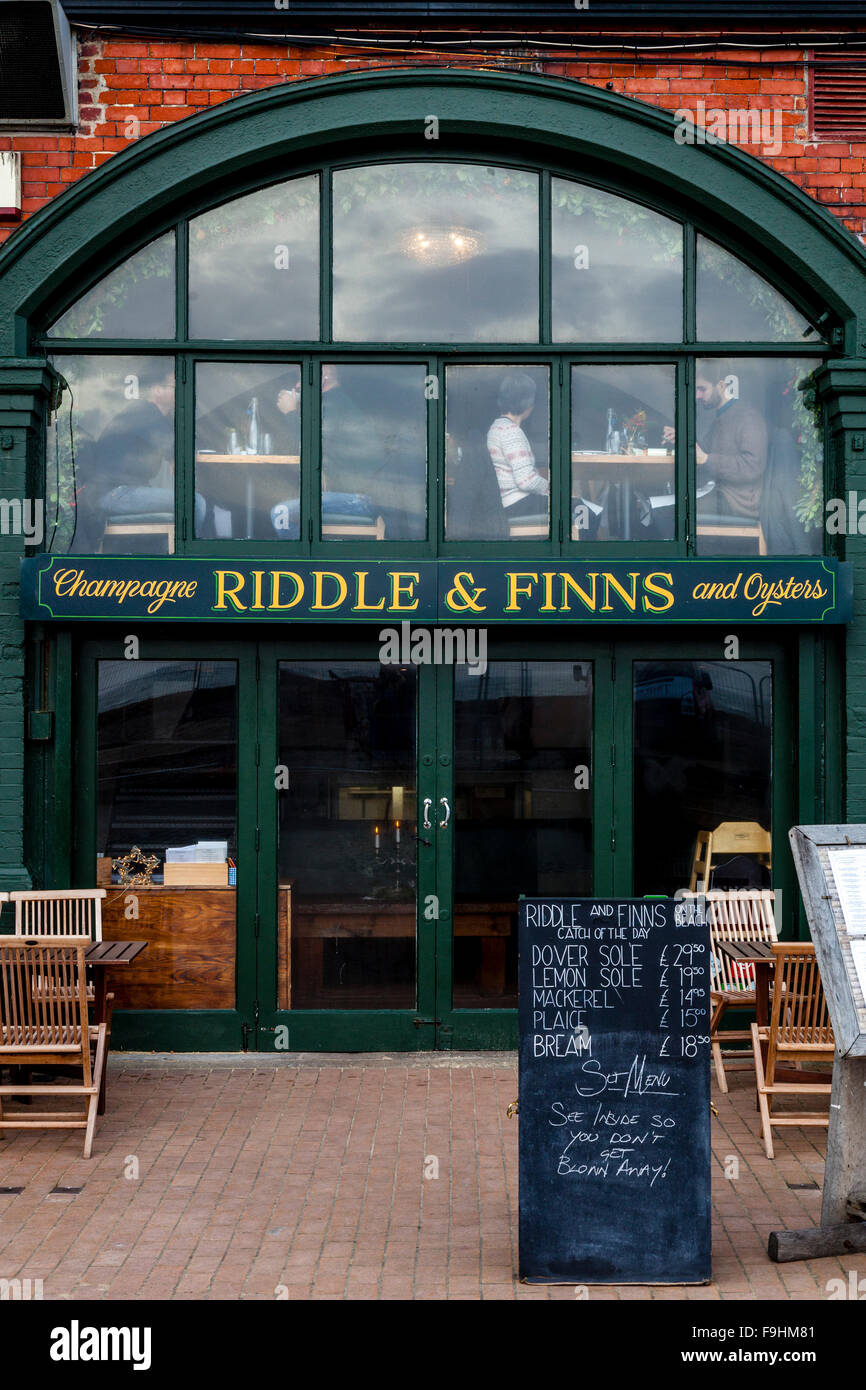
[2,32,866,247]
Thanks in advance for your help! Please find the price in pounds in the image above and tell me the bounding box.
[680,1034,710,1057]
[680,1008,703,1028]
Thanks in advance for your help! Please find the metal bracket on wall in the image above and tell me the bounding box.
[27,710,54,741]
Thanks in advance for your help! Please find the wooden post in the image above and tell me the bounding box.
[822,1057,866,1225]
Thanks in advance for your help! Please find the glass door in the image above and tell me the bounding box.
[434,649,611,1050]
[257,642,438,1050]
[76,640,258,1050]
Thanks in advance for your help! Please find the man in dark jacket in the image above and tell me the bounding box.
[662,359,769,521]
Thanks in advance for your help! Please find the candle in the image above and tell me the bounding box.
[395,820,401,845]
[374,825,380,851]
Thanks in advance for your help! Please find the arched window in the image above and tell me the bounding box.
[41,159,826,558]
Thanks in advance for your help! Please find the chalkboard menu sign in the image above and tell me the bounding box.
[518,897,711,1285]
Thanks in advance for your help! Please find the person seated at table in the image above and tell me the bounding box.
[486,373,549,521]
[76,367,206,551]
[271,364,381,536]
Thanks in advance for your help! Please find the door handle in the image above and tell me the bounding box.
[439,797,451,829]
[423,797,433,830]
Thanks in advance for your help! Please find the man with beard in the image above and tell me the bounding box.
[662,359,768,524]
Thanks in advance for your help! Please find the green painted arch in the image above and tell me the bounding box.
[2,66,866,354]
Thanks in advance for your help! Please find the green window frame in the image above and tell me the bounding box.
[37,155,830,561]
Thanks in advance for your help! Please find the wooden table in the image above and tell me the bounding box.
[714,938,806,1086]
[572,450,674,540]
[84,940,148,1114]
[196,452,300,535]
[714,938,775,1025]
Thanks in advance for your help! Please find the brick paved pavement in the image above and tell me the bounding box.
[0,1053,862,1301]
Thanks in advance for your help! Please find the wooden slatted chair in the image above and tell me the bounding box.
[705,889,778,1093]
[0,938,108,1158]
[751,942,835,1159]
[11,889,105,941]
[11,887,105,990]
[689,821,772,893]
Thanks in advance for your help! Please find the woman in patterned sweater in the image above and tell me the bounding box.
[486,373,549,519]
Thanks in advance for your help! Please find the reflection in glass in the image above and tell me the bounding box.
[693,356,823,555]
[46,355,179,554]
[189,176,319,340]
[571,364,676,541]
[277,662,417,1010]
[48,232,176,340]
[333,163,539,342]
[445,365,549,540]
[453,661,593,1007]
[552,180,683,342]
[633,660,771,897]
[318,363,427,541]
[96,660,237,1010]
[697,236,815,342]
[196,362,301,540]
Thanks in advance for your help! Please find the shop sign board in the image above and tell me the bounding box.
[20,556,853,624]
[517,896,711,1285]
[771,827,866,1253]
[789,826,866,1061]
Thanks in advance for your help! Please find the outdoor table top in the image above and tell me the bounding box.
[714,938,776,964]
[84,940,148,965]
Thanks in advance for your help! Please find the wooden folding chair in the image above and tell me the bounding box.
[706,889,778,1093]
[11,889,105,940]
[689,821,772,892]
[751,942,835,1159]
[0,938,108,1158]
[10,889,108,1017]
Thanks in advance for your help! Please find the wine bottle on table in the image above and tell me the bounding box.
[247,397,259,454]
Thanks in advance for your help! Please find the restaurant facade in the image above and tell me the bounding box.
[2,6,866,1051]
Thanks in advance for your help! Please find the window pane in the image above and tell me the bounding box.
[697,235,815,341]
[693,356,823,556]
[572,364,675,541]
[278,661,417,1010]
[333,163,539,342]
[189,175,319,340]
[46,355,175,554]
[453,660,593,1007]
[195,362,301,541]
[445,364,549,541]
[97,659,238,1010]
[633,660,771,898]
[552,180,683,342]
[47,232,176,340]
[320,363,427,542]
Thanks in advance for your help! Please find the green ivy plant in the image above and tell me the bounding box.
[552,179,683,266]
[696,237,811,343]
[791,369,824,531]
